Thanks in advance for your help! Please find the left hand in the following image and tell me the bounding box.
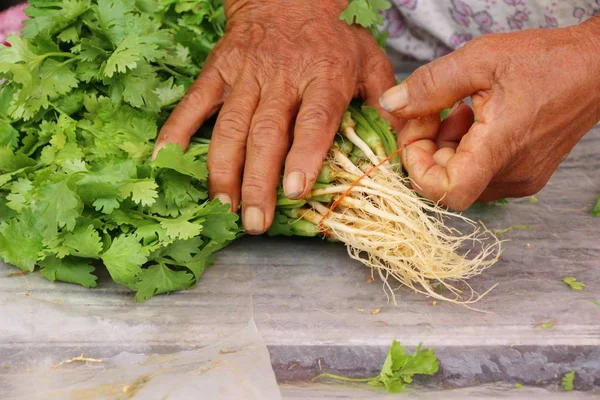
[379,17,600,211]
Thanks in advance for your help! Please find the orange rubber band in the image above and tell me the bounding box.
[318,148,403,232]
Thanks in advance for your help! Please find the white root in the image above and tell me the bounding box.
[301,128,502,307]
[342,125,386,167]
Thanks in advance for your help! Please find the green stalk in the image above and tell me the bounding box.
[317,164,335,184]
[335,135,354,155]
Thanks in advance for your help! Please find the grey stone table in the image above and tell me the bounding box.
[0,128,598,398]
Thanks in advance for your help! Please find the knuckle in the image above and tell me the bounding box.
[413,63,440,96]
[216,110,250,142]
[206,167,237,187]
[242,174,270,197]
[298,106,335,130]
[252,111,287,136]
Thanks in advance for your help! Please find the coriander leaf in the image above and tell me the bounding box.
[162,237,204,263]
[563,276,585,291]
[93,198,121,214]
[152,143,208,181]
[183,239,227,281]
[119,180,159,206]
[39,256,98,288]
[0,147,36,173]
[62,224,103,258]
[592,196,600,217]
[6,178,34,212]
[339,0,391,29]
[315,339,439,394]
[0,210,44,271]
[160,217,203,240]
[561,371,575,391]
[22,0,91,39]
[160,169,207,208]
[36,180,82,239]
[134,263,194,302]
[197,207,240,242]
[368,340,439,393]
[0,123,20,150]
[101,234,147,287]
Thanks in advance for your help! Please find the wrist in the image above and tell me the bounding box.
[571,16,600,95]
[224,0,349,19]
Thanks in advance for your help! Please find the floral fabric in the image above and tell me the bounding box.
[0,3,27,44]
[383,0,600,61]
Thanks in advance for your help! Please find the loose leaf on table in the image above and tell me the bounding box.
[561,371,575,391]
[563,276,585,291]
[314,339,439,394]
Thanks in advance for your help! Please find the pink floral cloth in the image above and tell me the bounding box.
[383,0,600,61]
[0,3,27,44]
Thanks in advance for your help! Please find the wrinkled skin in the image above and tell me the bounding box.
[380,16,600,211]
[153,0,399,234]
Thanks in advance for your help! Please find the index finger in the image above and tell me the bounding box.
[152,68,225,159]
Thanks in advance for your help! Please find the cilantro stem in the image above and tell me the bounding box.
[314,373,375,383]
[43,52,77,60]
[158,63,184,79]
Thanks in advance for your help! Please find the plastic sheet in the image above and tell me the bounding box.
[0,319,281,400]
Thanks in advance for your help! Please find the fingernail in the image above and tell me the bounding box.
[214,193,232,207]
[244,207,265,234]
[151,142,166,161]
[283,171,306,198]
[448,101,462,116]
[379,83,409,112]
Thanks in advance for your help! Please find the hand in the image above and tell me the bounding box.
[379,17,600,211]
[153,0,398,234]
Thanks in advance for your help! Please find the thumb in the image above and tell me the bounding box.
[379,43,495,118]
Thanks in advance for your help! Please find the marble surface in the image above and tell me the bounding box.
[1,125,599,395]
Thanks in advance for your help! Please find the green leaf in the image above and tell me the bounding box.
[119,180,159,206]
[162,237,204,264]
[0,210,44,271]
[22,0,91,39]
[0,147,37,173]
[592,300,600,308]
[515,383,524,389]
[160,217,203,240]
[561,371,575,391]
[39,256,98,288]
[183,239,227,281]
[62,224,103,258]
[134,263,194,302]
[541,322,553,329]
[339,0,391,28]
[0,123,20,150]
[563,276,585,291]
[592,196,600,217]
[198,208,240,242]
[101,234,147,287]
[368,340,439,393]
[36,180,82,239]
[152,143,208,181]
